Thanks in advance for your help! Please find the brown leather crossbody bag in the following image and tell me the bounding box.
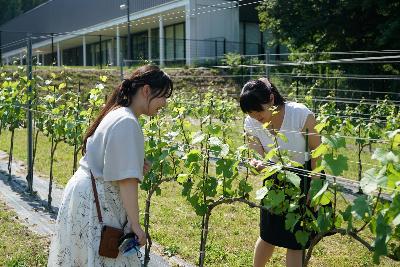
[90,171,125,258]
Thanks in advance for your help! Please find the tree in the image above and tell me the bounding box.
[0,0,47,26]
[258,0,400,52]
[257,0,400,90]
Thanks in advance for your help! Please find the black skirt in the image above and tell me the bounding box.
[260,165,314,250]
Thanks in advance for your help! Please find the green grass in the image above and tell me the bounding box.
[147,177,399,267]
[0,129,76,185]
[0,128,399,266]
[0,201,49,266]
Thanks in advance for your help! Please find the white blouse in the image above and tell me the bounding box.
[244,102,313,165]
[79,107,144,182]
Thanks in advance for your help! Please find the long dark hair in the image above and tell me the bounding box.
[239,78,285,113]
[82,65,173,155]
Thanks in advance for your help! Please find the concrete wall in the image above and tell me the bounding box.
[186,0,239,63]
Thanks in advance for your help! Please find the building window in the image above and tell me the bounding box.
[164,22,185,64]
[165,25,174,61]
[151,28,159,62]
[175,23,185,60]
[132,31,148,61]
[240,22,262,55]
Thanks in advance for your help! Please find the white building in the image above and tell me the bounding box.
[0,0,283,67]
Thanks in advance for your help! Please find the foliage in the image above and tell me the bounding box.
[0,68,399,265]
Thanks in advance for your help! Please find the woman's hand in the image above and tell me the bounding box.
[250,159,266,171]
[131,223,146,247]
[143,159,151,175]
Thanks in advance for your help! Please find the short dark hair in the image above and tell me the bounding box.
[239,79,285,113]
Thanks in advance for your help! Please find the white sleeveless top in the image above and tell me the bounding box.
[244,102,313,165]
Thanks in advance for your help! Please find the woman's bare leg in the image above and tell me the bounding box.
[253,237,275,267]
[286,248,303,267]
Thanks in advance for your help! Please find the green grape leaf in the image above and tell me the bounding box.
[284,171,301,188]
[295,230,310,247]
[311,165,325,174]
[335,213,344,228]
[264,148,278,161]
[360,168,388,194]
[373,213,391,264]
[188,195,207,216]
[387,194,400,226]
[204,176,218,197]
[177,174,189,184]
[276,132,288,143]
[238,180,253,195]
[191,131,205,144]
[288,202,299,212]
[319,191,333,206]
[309,179,329,206]
[255,187,269,200]
[341,205,353,231]
[372,148,399,165]
[388,172,399,190]
[322,154,348,176]
[312,144,329,158]
[392,214,400,227]
[388,130,400,148]
[185,150,202,164]
[322,134,346,149]
[155,187,161,196]
[314,122,327,133]
[285,213,300,232]
[317,207,332,232]
[58,82,66,89]
[261,164,282,179]
[216,159,235,178]
[268,190,285,208]
[206,124,221,135]
[351,196,371,220]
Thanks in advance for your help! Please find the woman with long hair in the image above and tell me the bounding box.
[48,65,173,266]
[240,78,321,267]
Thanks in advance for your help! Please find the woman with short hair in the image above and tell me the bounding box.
[240,78,321,267]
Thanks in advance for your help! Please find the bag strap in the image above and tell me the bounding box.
[90,171,103,224]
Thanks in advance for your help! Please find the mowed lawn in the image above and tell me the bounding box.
[0,129,398,266]
[0,200,49,266]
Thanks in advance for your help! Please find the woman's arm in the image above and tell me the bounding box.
[118,178,146,246]
[247,134,267,171]
[248,134,265,156]
[302,114,321,176]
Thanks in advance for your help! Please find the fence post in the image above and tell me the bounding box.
[265,49,270,79]
[214,40,218,65]
[99,35,103,69]
[240,55,244,85]
[120,52,124,81]
[51,33,55,66]
[26,33,34,194]
[0,31,2,66]
[335,78,338,108]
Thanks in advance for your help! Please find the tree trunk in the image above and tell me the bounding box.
[8,129,15,180]
[144,193,153,266]
[358,143,363,182]
[72,146,79,174]
[198,211,211,267]
[47,138,58,211]
[32,130,39,169]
